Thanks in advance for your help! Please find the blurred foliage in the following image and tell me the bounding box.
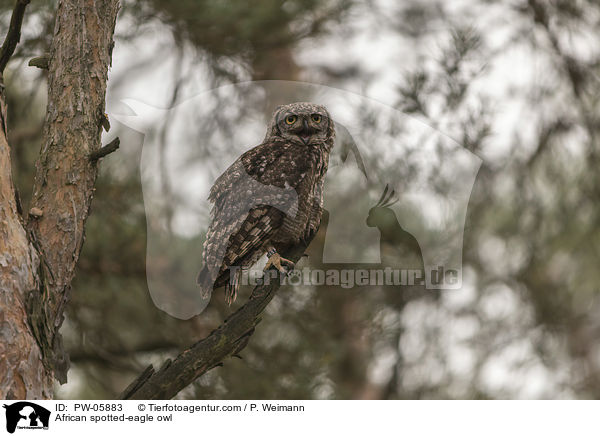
[2,0,600,399]
[135,0,352,78]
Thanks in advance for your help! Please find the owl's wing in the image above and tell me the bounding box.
[200,203,284,304]
[208,140,289,207]
[199,140,313,301]
[220,205,284,270]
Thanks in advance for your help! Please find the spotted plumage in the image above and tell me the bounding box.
[197,102,335,303]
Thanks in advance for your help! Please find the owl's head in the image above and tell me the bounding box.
[266,102,334,147]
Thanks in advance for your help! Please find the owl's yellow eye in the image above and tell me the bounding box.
[285,115,297,125]
[311,114,322,123]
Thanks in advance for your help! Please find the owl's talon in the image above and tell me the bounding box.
[264,252,294,273]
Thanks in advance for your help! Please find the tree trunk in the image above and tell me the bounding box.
[0,81,51,399]
[0,0,119,399]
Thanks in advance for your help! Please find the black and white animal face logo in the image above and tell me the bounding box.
[3,402,51,434]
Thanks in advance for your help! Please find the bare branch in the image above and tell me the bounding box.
[89,137,120,161]
[28,54,50,70]
[0,0,30,73]
[119,241,310,400]
[119,365,156,400]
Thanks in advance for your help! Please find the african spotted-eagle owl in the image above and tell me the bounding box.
[197,102,335,304]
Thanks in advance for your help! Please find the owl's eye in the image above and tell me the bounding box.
[285,115,297,125]
[311,114,322,123]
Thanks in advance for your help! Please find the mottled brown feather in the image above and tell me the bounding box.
[198,102,335,303]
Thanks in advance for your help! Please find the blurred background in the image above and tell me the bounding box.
[1,0,599,399]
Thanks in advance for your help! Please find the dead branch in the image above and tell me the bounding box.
[28,54,50,70]
[89,137,120,161]
[119,241,309,400]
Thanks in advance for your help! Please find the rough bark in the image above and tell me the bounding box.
[0,0,120,398]
[0,76,52,400]
[25,0,120,385]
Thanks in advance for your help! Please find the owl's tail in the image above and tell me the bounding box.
[224,268,241,305]
[197,266,241,305]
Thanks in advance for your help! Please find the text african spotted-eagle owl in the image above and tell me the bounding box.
[197,102,335,304]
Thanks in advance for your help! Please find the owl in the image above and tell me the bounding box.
[197,102,335,304]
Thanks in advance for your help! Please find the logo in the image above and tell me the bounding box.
[112,80,481,319]
[3,402,50,433]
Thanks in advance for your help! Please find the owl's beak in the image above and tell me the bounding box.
[299,118,311,144]
[299,133,311,145]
